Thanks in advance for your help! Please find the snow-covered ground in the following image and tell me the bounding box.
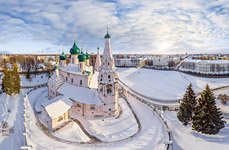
[21,88,167,150]
[20,74,49,87]
[163,111,229,150]
[75,98,139,142]
[117,68,229,101]
[52,122,90,143]
[0,93,25,150]
[214,87,229,115]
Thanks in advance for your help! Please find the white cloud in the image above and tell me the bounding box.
[0,0,228,54]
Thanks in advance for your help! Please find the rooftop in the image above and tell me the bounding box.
[41,96,73,119]
[57,82,102,105]
[59,63,92,76]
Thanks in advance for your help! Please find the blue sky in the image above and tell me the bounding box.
[0,0,228,54]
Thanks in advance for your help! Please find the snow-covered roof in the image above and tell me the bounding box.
[48,73,64,88]
[57,82,102,104]
[60,63,92,76]
[41,96,73,119]
[183,59,229,64]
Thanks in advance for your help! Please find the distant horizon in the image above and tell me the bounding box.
[0,50,228,55]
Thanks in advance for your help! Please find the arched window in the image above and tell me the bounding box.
[107,85,112,94]
[108,75,111,79]
[100,87,103,92]
[80,80,82,85]
[108,62,110,65]
[71,78,73,83]
[66,77,68,81]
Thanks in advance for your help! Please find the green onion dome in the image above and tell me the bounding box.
[70,41,80,55]
[104,31,110,39]
[85,52,90,60]
[59,52,66,60]
[78,52,86,62]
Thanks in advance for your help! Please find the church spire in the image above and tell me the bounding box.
[102,28,113,61]
[95,47,101,71]
[55,62,59,77]
[104,27,111,39]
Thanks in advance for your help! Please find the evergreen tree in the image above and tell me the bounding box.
[8,70,14,95]
[177,84,197,125]
[12,63,20,94]
[3,69,13,95]
[192,84,225,134]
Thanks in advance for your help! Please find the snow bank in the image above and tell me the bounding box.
[52,122,90,142]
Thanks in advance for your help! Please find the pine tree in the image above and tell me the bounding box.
[8,70,14,95]
[3,68,13,95]
[177,84,197,125]
[12,63,20,94]
[192,84,225,134]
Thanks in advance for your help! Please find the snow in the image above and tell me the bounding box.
[57,82,102,104]
[213,87,229,115]
[0,93,8,121]
[163,111,229,150]
[117,67,229,101]
[52,122,90,142]
[60,64,92,76]
[0,94,25,150]
[74,98,139,142]
[19,87,167,150]
[41,96,72,119]
[20,74,49,87]
[26,87,91,144]
[2,66,227,149]
[89,71,99,88]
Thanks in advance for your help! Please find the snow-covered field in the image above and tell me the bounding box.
[20,74,49,87]
[163,111,229,150]
[117,68,229,101]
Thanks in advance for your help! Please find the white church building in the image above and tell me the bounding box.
[41,30,120,130]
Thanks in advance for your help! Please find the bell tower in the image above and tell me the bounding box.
[98,28,119,116]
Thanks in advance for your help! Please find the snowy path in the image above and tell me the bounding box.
[0,94,25,150]
[24,88,166,150]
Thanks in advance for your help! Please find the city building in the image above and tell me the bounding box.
[114,57,147,67]
[179,58,229,75]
